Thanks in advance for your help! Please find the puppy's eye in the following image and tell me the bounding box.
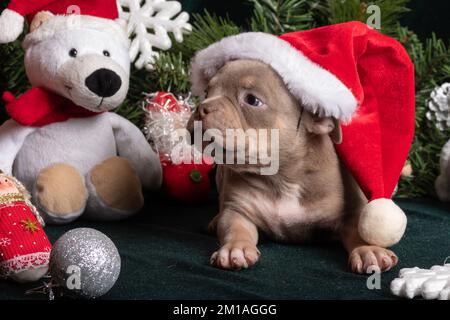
[69,48,78,58]
[244,94,264,107]
[103,50,111,57]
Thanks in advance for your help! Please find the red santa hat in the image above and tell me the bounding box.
[0,0,119,43]
[191,21,415,247]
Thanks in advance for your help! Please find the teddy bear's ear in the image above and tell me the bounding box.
[29,11,54,33]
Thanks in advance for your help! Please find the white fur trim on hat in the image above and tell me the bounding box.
[190,32,358,121]
[0,8,25,44]
[22,14,129,49]
[358,198,407,247]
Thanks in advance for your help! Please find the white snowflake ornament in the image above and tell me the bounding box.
[117,0,192,70]
[391,262,450,300]
[426,83,450,131]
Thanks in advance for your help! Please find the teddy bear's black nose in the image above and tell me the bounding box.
[85,68,122,98]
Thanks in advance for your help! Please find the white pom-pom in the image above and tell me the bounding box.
[358,198,407,247]
[0,9,25,44]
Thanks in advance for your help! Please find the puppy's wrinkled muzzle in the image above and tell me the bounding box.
[186,109,199,143]
[197,96,225,117]
[188,95,238,150]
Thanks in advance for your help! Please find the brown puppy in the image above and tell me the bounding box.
[188,59,398,274]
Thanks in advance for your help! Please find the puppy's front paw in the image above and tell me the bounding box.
[210,241,260,270]
[349,246,398,274]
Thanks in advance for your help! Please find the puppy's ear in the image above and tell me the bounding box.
[329,118,342,144]
[29,11,54,33]
[303,112,342,144]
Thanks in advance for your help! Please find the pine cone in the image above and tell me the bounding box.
[426,83,450,131]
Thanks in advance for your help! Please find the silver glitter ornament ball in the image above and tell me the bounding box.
[50,228,121,299]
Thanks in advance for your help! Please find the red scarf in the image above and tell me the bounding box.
[2,88,101,127]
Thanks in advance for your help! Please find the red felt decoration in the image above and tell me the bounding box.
[0,174,51,279]
[145,92,215,204]
[147,92,184,113]
[0,202,52,277]
[161,157,214,204]
[6,0,119,23]
[3,88,100,127]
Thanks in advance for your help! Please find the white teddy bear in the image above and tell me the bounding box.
[0,12,162,224]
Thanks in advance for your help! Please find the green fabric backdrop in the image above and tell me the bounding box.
[0,195,449,300]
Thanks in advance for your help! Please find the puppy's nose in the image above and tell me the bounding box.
[198,103,218,119]
[85,68,122,98]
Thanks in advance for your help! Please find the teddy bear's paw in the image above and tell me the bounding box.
[349,245,398,274]
[210,241,260,270]
[84,157,144,221]
[34,163,88,225]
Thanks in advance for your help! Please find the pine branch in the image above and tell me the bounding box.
[172,10,241,59]
[152,52,191,93]
[328,0,364,24]
[116,52,191,128]
[375,0,410,36]
[327,0,410,36]
[412,34,450,90]
[247,0,315,34]
[399,27,450,128]
[309,0,331,27]
[115,100,145,128]
[396,26,450,198]
[0,41,29,124]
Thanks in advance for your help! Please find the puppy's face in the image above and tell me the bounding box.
[193,59,300,131]
[189,60,301,168]
[188,59,340,172]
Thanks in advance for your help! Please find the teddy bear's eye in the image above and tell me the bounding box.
[103,50,111,57]
[69,48,78,58]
